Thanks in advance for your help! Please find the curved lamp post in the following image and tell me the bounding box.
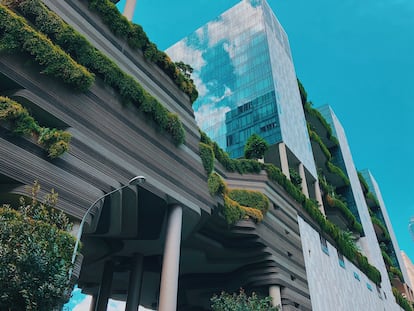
[69,176,146,280]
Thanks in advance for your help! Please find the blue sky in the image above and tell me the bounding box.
[119,0,414,259]
[70,1,414,309]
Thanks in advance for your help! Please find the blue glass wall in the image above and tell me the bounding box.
[167,0,316,176]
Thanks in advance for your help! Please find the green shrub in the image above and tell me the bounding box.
[0,182,75,310]
[357,171,369,193]
[208,172,227,197]
[199,142,214,174]
[297,78,307,107]
[223,196,246,224]
[371,216,391,241]
[244,133,269,160]
[0,5,94,91]
[326,161,350,186]
[87,0,198,103]
[6,0,185,145]
[228,189,270,214]
[211,289,278,311]
[0,96,71,158]
[325,194,363,235]
[304,102,339,146]
[393,287,413,311]
[289,167,302,189]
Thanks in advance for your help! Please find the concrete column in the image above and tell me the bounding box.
[89,295,97,311]
[123,0,137,21]
[298,163,309,198]
[158,204,183,311]
[95,260,114,311]
[314,181,326,215]
[269,285,282,310]
[125,254,144,311]
[278,143,290,180]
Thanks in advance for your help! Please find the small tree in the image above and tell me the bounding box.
[211,289,279,311]
[244,133,269,160]
[0,181,75,311]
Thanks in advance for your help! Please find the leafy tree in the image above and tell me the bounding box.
[244,134,269,160]
[211,289,279,311]
[0,181,75,311]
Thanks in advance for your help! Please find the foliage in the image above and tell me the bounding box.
[0,181,75,310]
[365,191,380,207]
[371,216,391,241]
[325,193,363,235]
[381,250,393,267]
[228,189,270,214]
[289,167,302,190]
[86,0,198,103]
[389,266,404,282]
[304,101,339,146]
[297,78,307,107]
[199,142,214,174]
[0,96,71,158]
[199,132,381,285]
[308,125,332,160]
[0,4,94,91]
[393,287,413,311]
[223,196,248,224]
[326,161,350,186]
[244,133,269,160]
[357,171,369,194]
[211,289,278,311]
[208,172,227,197]
[6,0,185,145]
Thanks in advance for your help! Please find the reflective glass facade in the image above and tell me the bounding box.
[166,0,316,177]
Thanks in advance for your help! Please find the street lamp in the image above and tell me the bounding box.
[69,176,146,280]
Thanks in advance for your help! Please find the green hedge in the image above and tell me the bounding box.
[357,171,370,193]
[0,96,71,158]
[304,102,339,145]
[87,0,198,103]
[325,194,363,234]
[371,216,391,242]
[326,161,350,186]
[201,130,381,285]
[393,287,413,311]
[7,0,185,145]
[365,191,380,207]
[0,5,94,91]
[199,142,214,175]
[228,189,270,214]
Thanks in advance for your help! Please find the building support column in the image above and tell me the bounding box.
[95,260,114,311]
[314,181,326,215]
[125,254,144,311]
[298,163,309,198]
[269,285,282,310]
[89,295,97,311]
[158,204,183,311]
[123,0,137,21]
[278,143,290,179]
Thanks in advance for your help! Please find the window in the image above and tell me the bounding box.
[337,251,345,269]
[376,285,382,299]
[366,283,373,291]
[353,272,360,281]
[320,235,329,255]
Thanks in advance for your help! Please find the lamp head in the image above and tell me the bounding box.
[129,176,146,185]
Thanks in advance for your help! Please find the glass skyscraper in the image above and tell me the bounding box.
[167,0,316,178]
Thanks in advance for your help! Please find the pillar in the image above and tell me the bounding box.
[158,204,183,311]
[95,260,114,311]
[125,254,144,311]
[298,163,309,198]
[89,295,97,311]
[314,181,326,215]
[123,0,137,21]
[269,285,282,310]
[278,143,290,179]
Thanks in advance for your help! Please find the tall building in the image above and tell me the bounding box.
[166,0,317,183]
[410,217,414,241]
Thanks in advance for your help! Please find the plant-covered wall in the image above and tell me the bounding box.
[0,5,94,91]
[200,131,381,285]
[2,1,185,145]
[0,96,71,158]
[86,0,198,103]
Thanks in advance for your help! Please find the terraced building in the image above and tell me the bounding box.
[0,0,412,311]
